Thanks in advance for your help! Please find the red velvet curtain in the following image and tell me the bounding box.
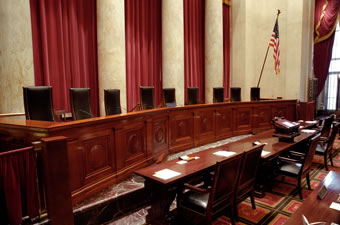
[314,0,339,96]
[184,0,205,104]
[30,0,99,116]
[0,147,39,225]
[223,2,231,98]
[125,0,162,112]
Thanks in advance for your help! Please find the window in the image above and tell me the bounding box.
[324,23,340,110]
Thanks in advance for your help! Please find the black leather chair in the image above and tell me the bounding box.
[177,153,244,225]
[69,88,93,120]
[163,88,176,107]
[316,122,340,171]
[140,86,155,110]
[276,133,320,199]
[187,87,199,105]
[230,87,241,102]
[213,87,224,103]
[104,89,121,115]
[234,144,264,219]
[23,86,55,121]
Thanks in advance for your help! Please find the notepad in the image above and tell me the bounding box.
[153,169,181,180]
[176,160,188,164]
[261,151,270,157]
[213,151,236,157]
[301,129,316,133]
[330,202,340,211]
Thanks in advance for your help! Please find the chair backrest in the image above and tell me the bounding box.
[140,86,155,110]
[23,86,55,121]
[208,153,244,210]
[187,87,199,105]
[104,89,122,115]
[237,144,264,194]
[320,114,335,138]
[302,133,321,173]
[163,88,176,107]
[69,88,93,120]
[326,122,340,152]
[213,87,224,103]
[230,87,241,102]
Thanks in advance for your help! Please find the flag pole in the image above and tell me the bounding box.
[256,9,281,88]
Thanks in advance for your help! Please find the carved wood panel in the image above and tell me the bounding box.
[233,107,252,135]
[272,104,296,121]
[152,117,168,155]
[253,106,272,129]
[195,110,215,145]
[215,107,233,139]
[169,111,194,153]
[67,140,85,192]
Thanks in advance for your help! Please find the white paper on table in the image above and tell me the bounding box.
[299,126,304,128]
[153,169,181,180]
[305,120,317,124]
[176,160,188,165]
[301,129,316,133]
[261,151,270,157]
[330,202,340,211]
[213,151,236,157]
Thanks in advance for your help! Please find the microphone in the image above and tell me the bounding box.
[79,109,93,118]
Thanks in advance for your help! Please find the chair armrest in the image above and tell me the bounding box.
[278,156,301,164]
[288,151,306,157]
[184,183,210,193]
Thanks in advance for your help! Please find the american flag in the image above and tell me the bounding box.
[269,19,280,74]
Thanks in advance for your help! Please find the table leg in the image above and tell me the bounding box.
[145,180,177,225]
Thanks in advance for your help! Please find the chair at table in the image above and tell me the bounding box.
[23,86,55,121]
[163,88,176,107]
[318,114,335,141]
[140,86,155,110]
[276,133,320,199]
[187,87,199,105]
[176,152,245,225]
[213,87,224,103]
[104,89,122,115]
[69,88,93,120]
[316,122,340,171]
[234,144,264,219]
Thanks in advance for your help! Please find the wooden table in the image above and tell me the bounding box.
[285,171,340,225]
[135,129,317,224]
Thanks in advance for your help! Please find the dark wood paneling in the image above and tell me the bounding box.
[152,116,169,155]
[215,106,233,139]
[253,106,272,129]
[195,109,216,146]
[233,107,252,135]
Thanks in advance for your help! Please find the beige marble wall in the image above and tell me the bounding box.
[97,0,127,115]
[0,0,34,114]
[231,0,314,101]
[205,0,223,103]
[162,0,185,106]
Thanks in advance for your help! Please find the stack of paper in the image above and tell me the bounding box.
[213,151,236,157]
[153,169,181,180]
[261,151,270,157]
[301,129,316,133]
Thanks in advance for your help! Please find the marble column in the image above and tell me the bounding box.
[205,0,223,103]
[0,0,34,114]
[97,0,127,114]
[162,0,185,106]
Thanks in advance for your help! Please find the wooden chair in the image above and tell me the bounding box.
[104,89,122,115]
[23,86,55,121]
[69,88,93,120]
[140,86,155,110]
[319,114,335,141]
[276,133,321,199]
[213,87,224,103]
[316,122,340,171]
[187,87,199,105]
[163,88,176,107]
[176,153,244,225]
[234,144,264,219]
[230,87,241,102]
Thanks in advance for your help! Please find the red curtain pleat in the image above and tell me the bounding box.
[184,0,205,104]
[30,0,99,116]
[125,0,162,112]
[0,147,39,225]
[223,3,231,98]
[313,0,339,95]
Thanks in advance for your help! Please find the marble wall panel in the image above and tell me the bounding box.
[0,0,34,114]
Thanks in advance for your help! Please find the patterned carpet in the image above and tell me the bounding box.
[212,138,340,225]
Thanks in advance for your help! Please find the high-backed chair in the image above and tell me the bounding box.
[276,133,321,199]
[140,86,155,110]
[163,88,176,107]
[177,153,244,225]
[319,114,335,140]
[213,87,224,103]
[234,144,264,219]
[230,87,241,102]
[104,89,121,115]
[187,87,199,105]
[69,88,93,120]
[316,122,340,171]
[23,86,55,121]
